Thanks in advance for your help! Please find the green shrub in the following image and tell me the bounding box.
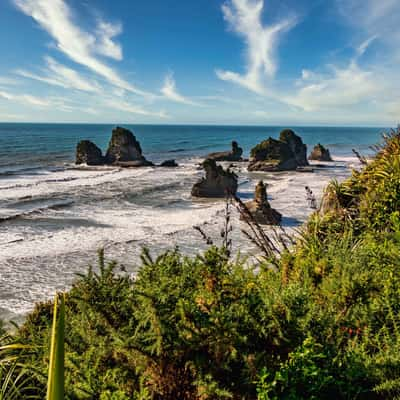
[2,129,400,399]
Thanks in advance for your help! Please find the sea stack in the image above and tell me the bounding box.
[75,140,104,165]
[248,129,308,172]
[241,181,282,225]
[280,129,308,167]
[105,126,153,166]
[75,126,153,167]
[206,141,244,162]
[191,158,238,198]
[309,143,333,161]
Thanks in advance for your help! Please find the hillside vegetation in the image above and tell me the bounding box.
[2,130,400,399]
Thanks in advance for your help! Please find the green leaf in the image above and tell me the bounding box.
[46,294,65,400]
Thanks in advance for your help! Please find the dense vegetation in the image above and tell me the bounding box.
[1,130,400,399]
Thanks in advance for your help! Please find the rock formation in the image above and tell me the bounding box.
[241,181,282,225]
[280,129,308,166]
[207,141,243,162]
[105,126,152,166]
[248,129,308,171]
[75,126,153,167]
[309,143,333,161]
[75,140,104,165]
[160,159,178,167]
[191,159,238,198]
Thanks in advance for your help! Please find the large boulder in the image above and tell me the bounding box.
[280,129,308,167]
[248,129,308,171]
[105,127,151,166]
[191,159,238,198]
[309,143,333,161]
[241,181,282,225]
[207,141,243,162]
[75,140,104,165]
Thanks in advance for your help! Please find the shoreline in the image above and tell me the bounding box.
[0,154,358,322]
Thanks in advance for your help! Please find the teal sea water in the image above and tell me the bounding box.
[0,123,385,321]
[0,123,383,173]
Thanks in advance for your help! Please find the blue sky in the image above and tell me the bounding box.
[0,0,398,125]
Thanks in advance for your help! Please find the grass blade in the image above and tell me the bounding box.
[46,293,65,400]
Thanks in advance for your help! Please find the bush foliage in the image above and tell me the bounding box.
[2,129,400,399]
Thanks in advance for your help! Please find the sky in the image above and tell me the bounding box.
[0,0,398,126]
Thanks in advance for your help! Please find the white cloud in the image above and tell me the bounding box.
[216,0,296,94]
[104,98,168,118]
[16,57,102,93]
[0,90,50,107]
[356,35,377,58]
[0,77,20,86]
[161,73,199,105]
[95,20,123,61]
[337,0,400,48]
[194,95,242,105]
[14,0,150,96]
[0,89,101,115]
[284,62,381,112]
[0,112,25,121]
[252,110,269,117]
[384,100,400,117]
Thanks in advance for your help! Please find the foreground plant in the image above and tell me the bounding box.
[46,294,65,400]
[3,128,400,399]
[0,334,41,399]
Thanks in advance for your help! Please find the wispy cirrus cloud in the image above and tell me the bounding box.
[0,90,50,107]
[161,73,200,106]
[104,98,168,118]
[285,62,380,112]
[13,0,151,96]
[337,0,400,41]
[0,77,21,86]
[280,0,400,119]
[95,20,123,61]
[355,35,377,58]
[0,88,101,115]
[216,0,296,94]
[16,56,102,93]
[0,111,25,121]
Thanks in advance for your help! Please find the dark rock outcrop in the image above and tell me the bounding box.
[309,143,333,161]
[105,127,151,166]
[75,140,104,165]
[207,141,243,162]
[191,159,238,198]
[241,181,282,225]
[280,129,308,167]
[248,137,297,171]
[160,159,179,167]
[248,129,308,171]
[115,160,154,167]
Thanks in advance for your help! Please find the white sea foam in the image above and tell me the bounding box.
[0,155,358,318]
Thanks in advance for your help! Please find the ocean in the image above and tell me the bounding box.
[0,123,385,322]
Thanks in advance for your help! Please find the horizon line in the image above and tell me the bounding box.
[0,121,393,129]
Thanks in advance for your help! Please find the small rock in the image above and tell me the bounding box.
[207,141,243,162]
[75,140,104,165]
[114,160,154,167]
[241,181,282,225]
[160,159,179,167]
[309,143,333,161]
